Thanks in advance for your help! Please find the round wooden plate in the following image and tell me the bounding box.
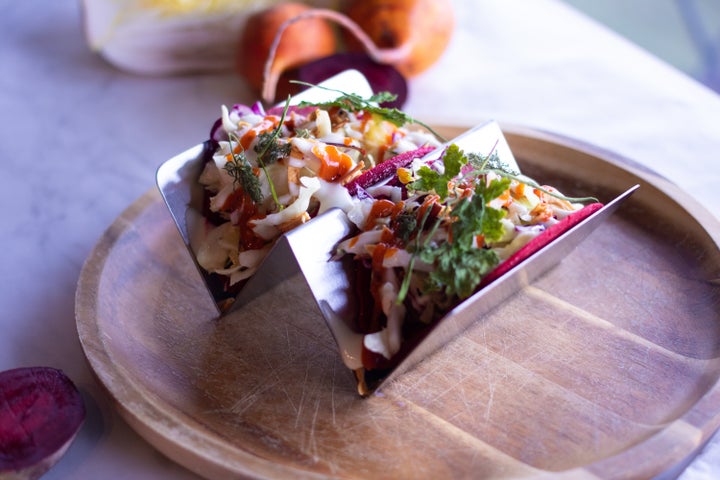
[76,126,720,479]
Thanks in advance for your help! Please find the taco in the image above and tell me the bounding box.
[330,142,601,393]
[190,89,442,309]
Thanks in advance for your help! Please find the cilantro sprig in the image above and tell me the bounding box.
[408,144,466,200]
[418,176,509,299]
[395,140,598,305]
[395,145,511,303]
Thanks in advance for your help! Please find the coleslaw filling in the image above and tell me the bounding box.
[194,100,441,294]
[334,163,585,371]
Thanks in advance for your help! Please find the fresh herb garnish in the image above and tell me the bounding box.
[396,144,512,303]
[291,80,446,142]
[486,169,598,204]
[396,200,435,305]
[255,131,291,165]
[408,144,466,200]
[395,212,418,244]
[257,96,294,210]
[453,177,510,246]
[420,240,500,300]
[419,176,509,299]
[467,150,520,176]
[224,134,263,204]
[465,143,597,203]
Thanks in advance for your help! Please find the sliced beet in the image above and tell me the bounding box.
[277,52,409,108]
[345,145,436,196]
[479,202,604,288]
[0,367,85,479]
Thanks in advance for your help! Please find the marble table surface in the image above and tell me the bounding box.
[2,0,719,478]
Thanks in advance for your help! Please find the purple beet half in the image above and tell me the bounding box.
[278,52,409,108]
[0,367,86,479]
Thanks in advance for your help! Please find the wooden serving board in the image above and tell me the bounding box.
[76,126,720,479]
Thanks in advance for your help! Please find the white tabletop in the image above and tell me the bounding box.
[2,1,719,478]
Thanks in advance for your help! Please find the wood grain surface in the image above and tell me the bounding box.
[75,126,720,479]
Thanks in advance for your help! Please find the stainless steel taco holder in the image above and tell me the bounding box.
[156,70,638,395]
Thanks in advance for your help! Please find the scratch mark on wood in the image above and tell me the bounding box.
[524,286,701,363]
[390,393,545,473]
[484,381,495,422]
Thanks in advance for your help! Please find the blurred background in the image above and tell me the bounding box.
[564,0,720,93]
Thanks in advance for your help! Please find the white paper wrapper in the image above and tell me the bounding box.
[80,0,336,75]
